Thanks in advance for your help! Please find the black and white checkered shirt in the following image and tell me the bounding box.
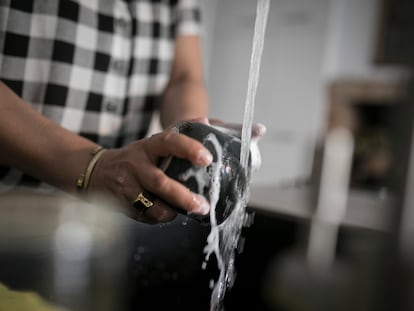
[0,0,201,191]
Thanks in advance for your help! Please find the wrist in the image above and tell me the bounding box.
[76,146,106,195]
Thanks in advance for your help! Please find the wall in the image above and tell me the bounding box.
[204,0,331,185]
[201,0,400,186]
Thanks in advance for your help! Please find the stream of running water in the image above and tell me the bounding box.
[202,1,270,310]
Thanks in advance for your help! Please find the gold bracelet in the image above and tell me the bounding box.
[76,146,106,193]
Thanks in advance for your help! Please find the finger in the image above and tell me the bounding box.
[135,163,210,216]
[164,118,209,133]
[103,167,172,224]
[208,118,224,126]
[129,203,177,224]
[187,117,209,124]
[210,120,267,138]
[126,189,177,224]
[252,123,266,138]
[143,198,177,223]
[148,131,213,166]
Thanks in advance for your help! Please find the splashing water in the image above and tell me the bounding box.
[202,0,270,310]
[200,133,251,311]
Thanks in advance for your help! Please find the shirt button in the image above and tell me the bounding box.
[105,101,118,113]
[112,60,126,75]
[114,18,128,31]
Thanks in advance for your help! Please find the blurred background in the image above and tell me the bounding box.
[200,0,409,186]
[198,0,414,310]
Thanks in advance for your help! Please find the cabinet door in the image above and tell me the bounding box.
[207,0,331,185]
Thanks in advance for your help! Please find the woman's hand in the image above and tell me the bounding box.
[208,119,266,172]
[88,129,213,224]
[208,119,266,139]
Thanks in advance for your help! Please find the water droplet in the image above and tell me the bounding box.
[182,216,188,226]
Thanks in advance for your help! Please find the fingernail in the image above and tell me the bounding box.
[255,123,266,135]
[200,117,209,124]
[252,123,267,139]
[193,194,210,215]
[198,149,213,166]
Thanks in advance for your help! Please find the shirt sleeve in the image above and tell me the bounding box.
[175,0,202,36]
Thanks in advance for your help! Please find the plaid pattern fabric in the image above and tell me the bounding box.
[0,0,201,191]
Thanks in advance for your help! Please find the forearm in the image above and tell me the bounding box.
[160,77,209,128]
[0,81,98,193]
[159,35,209,128]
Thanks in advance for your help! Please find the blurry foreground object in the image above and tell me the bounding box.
[0,192,128,311]
[0,283,66,311]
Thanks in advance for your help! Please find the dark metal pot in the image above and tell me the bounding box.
[159,122,250,225]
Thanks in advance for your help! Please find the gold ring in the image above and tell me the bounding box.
[133,192,154,211]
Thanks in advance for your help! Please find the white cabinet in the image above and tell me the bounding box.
[205,0,331,185]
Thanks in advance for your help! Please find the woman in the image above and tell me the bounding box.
[0,0,212,223]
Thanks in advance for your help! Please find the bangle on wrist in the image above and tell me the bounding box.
[76,146,106,194]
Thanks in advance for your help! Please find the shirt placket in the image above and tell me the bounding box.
[99,2,132,136]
